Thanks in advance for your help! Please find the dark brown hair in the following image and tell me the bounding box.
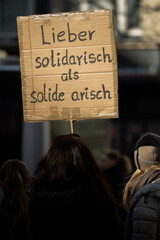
[0,159,31,240]
[34,134,114,206]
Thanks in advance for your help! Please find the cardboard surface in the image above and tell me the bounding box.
[17,10,118,122]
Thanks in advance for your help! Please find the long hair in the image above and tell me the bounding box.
[34,134,114,206]
[0,159,31,240]
[123,165,160,210]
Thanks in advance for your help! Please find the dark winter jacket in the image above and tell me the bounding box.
[126,178,160,240]
[29,185,123,240]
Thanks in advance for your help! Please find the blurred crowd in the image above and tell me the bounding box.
[1,132,160,240]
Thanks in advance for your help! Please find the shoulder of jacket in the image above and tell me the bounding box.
[132,179,160,205]
[132,191,160,216]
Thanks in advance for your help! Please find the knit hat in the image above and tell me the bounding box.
[134,133,160,171]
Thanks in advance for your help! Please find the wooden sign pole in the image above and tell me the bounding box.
[70,120,75,134]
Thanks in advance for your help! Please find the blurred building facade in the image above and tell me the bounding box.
[0,0,160,174]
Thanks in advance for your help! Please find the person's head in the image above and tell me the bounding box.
[34,134,114,205]
[123,133,160,210]
[100,149,122,170]
[100,149,133,176]
[0,159,30,196]
[0,159,31,239]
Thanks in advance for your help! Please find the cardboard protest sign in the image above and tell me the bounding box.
[17,9,118,122]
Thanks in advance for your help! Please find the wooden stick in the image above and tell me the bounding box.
[70,120,74,134]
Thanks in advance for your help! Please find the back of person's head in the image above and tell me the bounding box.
[34,134,114,206]
[0,159,31,239]
[134,132,160,170]
[123,133,160,210]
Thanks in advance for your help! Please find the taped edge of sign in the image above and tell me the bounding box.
[17,9,113,21]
